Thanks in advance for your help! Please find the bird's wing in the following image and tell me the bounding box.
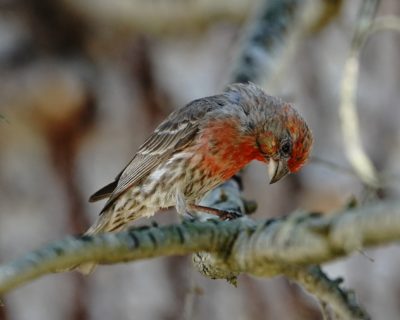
[90,97,225,212]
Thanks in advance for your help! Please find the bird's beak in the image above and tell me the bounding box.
[268,159,289,184]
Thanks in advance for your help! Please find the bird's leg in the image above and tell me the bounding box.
[175,190,241,220]
[187,204,242,221]
[175,190,198,219]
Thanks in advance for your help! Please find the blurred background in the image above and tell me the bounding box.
[0,0,399,319]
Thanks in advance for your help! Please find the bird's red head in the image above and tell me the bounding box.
[223,82,313,183]
[256,103,313,184]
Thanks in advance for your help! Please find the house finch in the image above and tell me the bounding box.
[78,82,312,273]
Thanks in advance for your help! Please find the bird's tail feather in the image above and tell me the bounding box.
[74,227,101,275]
[52,210,125,275]
[75,213,127,274]
[64,204,145,274]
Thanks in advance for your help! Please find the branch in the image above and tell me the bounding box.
[290,267,369,320]
[369,15,400,34]
[230,0,303,84]
[62,0,253,35]
[339,0,381,187]
[2,201,400,316]
[319,13,400,186]
[339,3,400,190]
[230,0,340,93]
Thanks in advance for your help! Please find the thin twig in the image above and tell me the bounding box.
[339,0,381,188]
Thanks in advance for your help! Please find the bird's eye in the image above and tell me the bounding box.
[280,140,292,157]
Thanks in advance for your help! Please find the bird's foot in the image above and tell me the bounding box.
[217,209,242,221]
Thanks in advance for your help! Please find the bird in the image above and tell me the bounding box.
[78,82,312,273]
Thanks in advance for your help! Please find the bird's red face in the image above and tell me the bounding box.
[256,104,313,184]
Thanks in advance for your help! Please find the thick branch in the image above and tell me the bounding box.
[0,200,399,302]
[0,220,235,294]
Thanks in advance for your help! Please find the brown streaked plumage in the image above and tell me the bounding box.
[78,82,313,273]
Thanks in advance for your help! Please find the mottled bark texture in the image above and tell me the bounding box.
[3,200,400,317]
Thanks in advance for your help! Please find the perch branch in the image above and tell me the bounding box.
[2,200,400,318]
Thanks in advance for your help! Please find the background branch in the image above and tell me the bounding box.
[62,0,254,35]
[369,15,400,34]
[339,0,380,188]
[290,267,369,320]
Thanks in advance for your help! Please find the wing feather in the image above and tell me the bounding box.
[91,97,226,213]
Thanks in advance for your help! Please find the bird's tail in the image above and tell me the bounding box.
[75,211,128,274]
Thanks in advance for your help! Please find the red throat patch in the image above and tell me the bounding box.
[195,119,262,180]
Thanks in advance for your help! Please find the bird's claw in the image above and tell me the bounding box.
[219,210,242,221]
